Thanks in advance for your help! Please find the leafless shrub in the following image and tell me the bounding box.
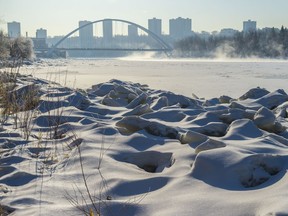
[65,132,147,216]
[0,33,35,130]
[0,31,10,67]
[0,72,17,128]
[19,85,40,140]
[9,37,34,73]
[0,73,40,136]
[0,204,15,216]
[65,139,109,216]
[0,83,10,128]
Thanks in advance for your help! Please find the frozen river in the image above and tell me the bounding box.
[25,57,288,99]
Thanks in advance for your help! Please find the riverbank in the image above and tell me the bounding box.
[1,70,288,215]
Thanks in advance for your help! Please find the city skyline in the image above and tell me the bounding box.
[1,0,288,37]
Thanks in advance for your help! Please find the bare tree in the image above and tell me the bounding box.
[0,31,10,67]
[9,37,34,73]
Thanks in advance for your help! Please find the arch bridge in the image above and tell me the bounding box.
[46,18,173,56]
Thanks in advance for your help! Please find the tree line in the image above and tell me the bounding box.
[0,31,34,68]
[174,26,288,58]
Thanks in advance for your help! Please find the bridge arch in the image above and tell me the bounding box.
[51,18,172,51]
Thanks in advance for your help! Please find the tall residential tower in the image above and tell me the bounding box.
[7,21,21,38]
[128,25,138,40]
[148,18,162,36]
[79,20,93,48]
[103,20,113,45]
[243,20,257,33]
[169,17,192,40]
[36,28,47,39]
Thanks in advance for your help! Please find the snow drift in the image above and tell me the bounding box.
[1,75,288,216]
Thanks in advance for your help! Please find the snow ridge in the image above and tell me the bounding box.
[1,77,288,216]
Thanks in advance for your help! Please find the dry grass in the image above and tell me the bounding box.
[0,71,40,139]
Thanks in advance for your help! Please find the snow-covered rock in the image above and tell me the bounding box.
[254,107,285,133]
[195,139,226,154]
[150,96,169,110]
[239,87,270,100]
[179,130,208,144]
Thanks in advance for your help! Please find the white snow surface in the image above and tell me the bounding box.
[23,58,288,99]
[1,58,288,216]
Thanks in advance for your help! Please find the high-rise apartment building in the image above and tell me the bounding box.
[36,28,47,39]
[169,17,192,40]
[33,28,48,50]
[148,18,162,36]
[219,28,238,37]
[243,20,257,33]
[7,21,21,38]
[103,20,113,44]
[79,20,93,48]
[128,25,138,39]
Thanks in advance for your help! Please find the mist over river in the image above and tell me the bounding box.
[24,57,288,99]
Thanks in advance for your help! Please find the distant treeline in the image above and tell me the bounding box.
[174,26,288,58]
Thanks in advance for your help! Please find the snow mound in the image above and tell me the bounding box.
[116,116,178,138]
[2,74,288,216]
[239,87,270,100]
[113,151,174,173]
[238,154,284,188]
[231,89,288,110]
[220,108,255,123]
[192,148,286,190]
[150,96,168,110]
[195,138,226,154]
[254,107,285,133]
[224,119,265,140]
[179,130,208,144]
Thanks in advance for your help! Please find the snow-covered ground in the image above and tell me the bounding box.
[1,58,288,215]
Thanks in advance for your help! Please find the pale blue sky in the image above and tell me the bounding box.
[0,0,288,37]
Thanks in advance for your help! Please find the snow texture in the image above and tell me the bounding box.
[1,60,288,216]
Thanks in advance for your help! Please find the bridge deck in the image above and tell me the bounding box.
[36,48,172,52]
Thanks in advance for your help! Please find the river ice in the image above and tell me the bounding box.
[24,57,288,99]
